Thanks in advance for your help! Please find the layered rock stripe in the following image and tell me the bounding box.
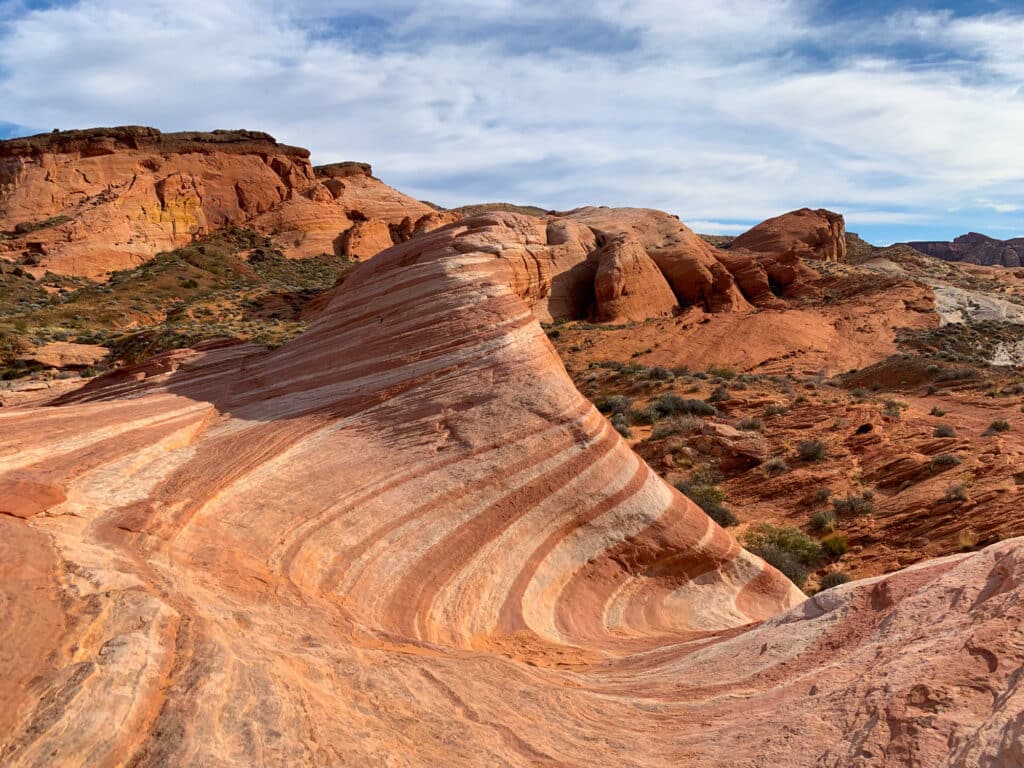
[1,212,1022,766]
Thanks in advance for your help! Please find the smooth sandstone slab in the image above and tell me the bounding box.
[0,212,1020,767]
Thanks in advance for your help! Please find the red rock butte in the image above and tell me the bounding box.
[1,209,1022,766]
[0,126,456,277]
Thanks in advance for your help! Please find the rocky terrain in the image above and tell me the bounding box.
[1,130,1023,766]
[909,232,1024,268]
[0,127,455,277]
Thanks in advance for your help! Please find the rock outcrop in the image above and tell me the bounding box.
[909,232,1024,268]
[731,207,848,262]
[1,212,1020,766]
[0,127,436,276]
[593,234,677,322]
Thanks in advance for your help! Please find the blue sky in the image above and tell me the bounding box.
[1,0,1022,244]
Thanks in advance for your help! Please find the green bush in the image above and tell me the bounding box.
[611,415,633,438]
[764,404,788,417]
[988,419,1011,433]
[821,534,848,558]
[651,416,701,439]
[944,483,968,502]
[883,399,906,419]
[797,439,827,462]
[762,457,790,476]
[707,384,730,403]
[930,406,946,417]
[930,453,961,470]
[933,424,956,438]
[625,407,657,425]
[832,491,874,516]
[818,571,851,591]
[745,524,824,588]
[809,510,837,533]
[737,417,763,431]
[706,364,737,380]
[651,394,717,418]
[674,481,737,527]
[596,395,632,415]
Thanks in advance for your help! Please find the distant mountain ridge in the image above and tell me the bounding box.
[908,231,1024,268]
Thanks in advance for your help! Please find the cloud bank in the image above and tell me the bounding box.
[1,0,1022,243]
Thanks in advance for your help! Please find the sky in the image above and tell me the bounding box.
[0,0,1022,244]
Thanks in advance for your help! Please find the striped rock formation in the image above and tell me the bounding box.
[0,127,446,277]
[1,212,1022,767]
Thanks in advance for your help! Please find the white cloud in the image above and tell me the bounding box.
[0,0,1022,242]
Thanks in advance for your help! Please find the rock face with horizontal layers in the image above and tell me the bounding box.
[1,211,1021,767]
[909,232,1024,268]
[731,207,848,262]
[0,127,437,277]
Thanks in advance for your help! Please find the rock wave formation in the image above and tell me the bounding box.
[0,127,449,276]
[2,211,1022,766]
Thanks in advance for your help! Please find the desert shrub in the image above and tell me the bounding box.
[988,419,1011,433]
[737,417,763,431]
[651,416,701,439]
[797,439,828,462]
[883,399,906,419]
[596,395,632,415]
[751,544,808,587]
[818,571,852,591]
[706,364,737,380]
[944,483,968,502]
[813,487,833,504]
[820,534,848,558]
[745,524,824,588]
[832,491,874,516]
[648,366,673,380]
[930,453,962,470]
[809,510,837,533]
[958,528,980,551]
[652,394,717,418]
[764,404,788,417]
[625,407,657,425]
[930,406,946,417]
[707,384,730,403]
[762,457,790,476]
[933,424,957,438]
[850,387,868,399]
[674,481,738,527]
[611,415,633,438]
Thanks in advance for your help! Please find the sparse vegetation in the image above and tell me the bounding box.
[737,417,763,431]
[744,524,824,589]
[762,457,790,476]
[987,419,1011,434]
[933,424,957,438]
[809,510,837,533]
[821,534,848,559]
[651,394,717,418]
[818,571,851,591]
[832,491,875,516]
[796,439,827,462]
[931,453,962,470]
[675,480,738,527]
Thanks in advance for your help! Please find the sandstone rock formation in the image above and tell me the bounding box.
[19,341,108,369]
[909,232,1024,268]
[731,207,848,262]
[0,127,437,277]
[1,212,1020,766]
[593,235,677,322]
